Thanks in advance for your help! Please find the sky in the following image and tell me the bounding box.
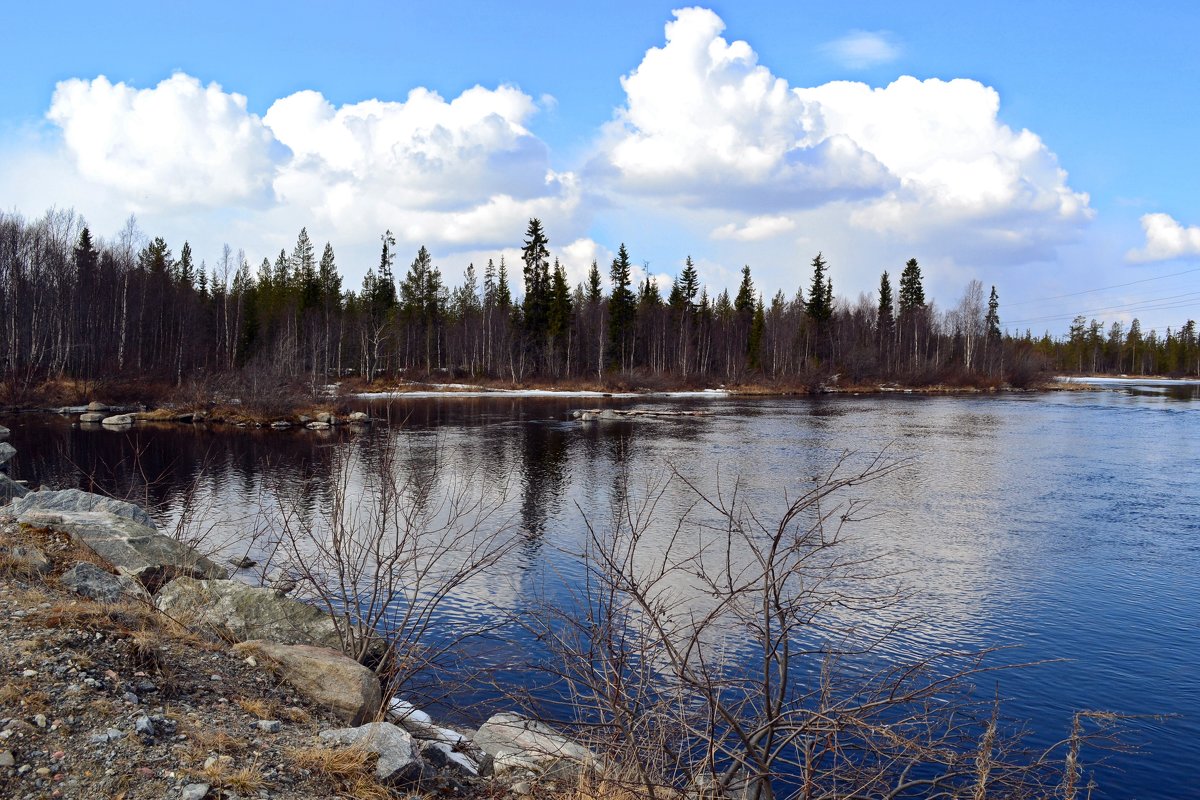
[2,1,1198,335]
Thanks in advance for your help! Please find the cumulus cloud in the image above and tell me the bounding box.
[712,214,795,241]
[596,8,1091,262]
[47,73,275,208]
[1127,213,1200,262]
[820,30,902,69]
[592,7,893,210]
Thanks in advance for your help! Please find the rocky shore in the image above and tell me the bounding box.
[0,432,597,800]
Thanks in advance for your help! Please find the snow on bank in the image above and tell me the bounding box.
[1057,376,1200,387]
[354,385,732,400]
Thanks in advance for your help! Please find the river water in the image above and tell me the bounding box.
[2,383,1197,799]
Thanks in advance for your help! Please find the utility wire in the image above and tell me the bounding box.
[1004,265,1200,308]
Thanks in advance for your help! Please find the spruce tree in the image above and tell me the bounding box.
[521,218,551,341]
[986,285,1001,339]
[878,270,894,333]
[734,264,755,314]
[608,243,636,369]
[585,260,603,304]
[898,258,925,317]
[679,255,699,308]
[805,252,832,323]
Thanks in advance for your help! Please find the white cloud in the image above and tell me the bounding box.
[592,7,892,210]
[1127,213,1200,262]
[712,214,795,241]
[47,73,275,208]
[595,8,1091,264]
[820,30,902,69]
[558,237,614,287]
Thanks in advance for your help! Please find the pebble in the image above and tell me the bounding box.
[135,716,155,737]
[0,749,14,767]
[181,783,210,800]
[21,669,36,678]
[33,714,47,728]
[122,692,139,704]
[255,719,281,733]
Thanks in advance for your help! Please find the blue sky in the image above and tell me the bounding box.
[2,1,1198,333]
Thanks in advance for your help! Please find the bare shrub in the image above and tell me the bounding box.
[523,453,1134,800]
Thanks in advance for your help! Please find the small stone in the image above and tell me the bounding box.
[22,669,37,678]
[244,657,258,668]
[0,750,14,767]
[255,720,281,733]
[36,766,50,777]
[229,556,256,569]
[210,674,222,682]
[135,716,154,737]
[181,783,211,800]
[511,780,532,795]
[32,714,47,728]
[122,692,139,705]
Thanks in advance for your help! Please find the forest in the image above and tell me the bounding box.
[1,208,1197,406]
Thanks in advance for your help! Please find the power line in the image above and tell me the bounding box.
[1004,265,1200,308]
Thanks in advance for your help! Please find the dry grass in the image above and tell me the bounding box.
[288,744,390,800]
[236,697,280,720]
[0,681,50,711]
[195,758,266,794]
[186,725,246,754]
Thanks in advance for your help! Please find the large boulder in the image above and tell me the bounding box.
[472,713,594,775]
[7,501,226,590]
[101,414,134,426]
[60,561,149,603]
[0,442,15,466]
[86,401,109,412]
[155,577,343,649]
[317,722,425,784]
[0,474,28,503]
[233,640,381,724]
[3,489,156,528]
[79,412,107,423]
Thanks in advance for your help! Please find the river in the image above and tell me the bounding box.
[2,382,1197,799]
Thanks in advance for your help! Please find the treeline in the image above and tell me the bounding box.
[1,209,1195,402]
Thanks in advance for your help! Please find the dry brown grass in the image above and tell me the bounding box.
[236,697,280,720]
[195,758,266,794]
[186,725,246,754]
[288,744,389,800]
[0,681,49,711]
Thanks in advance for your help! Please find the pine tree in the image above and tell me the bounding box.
[734,265,755,314]
[548,258,572,341]
[178,242,195,289]
[898,258,925,317]
[585,260,603,303]
[986,285,1001,339]
[318,243,342,309]
[878,270,894,333]
[496,256,512,310]
[521,218,551,342]
[748,295,765,370]
[679,255,699,308]
[608,243,636,370]
[805,252,832,323]
[292,228,319,310]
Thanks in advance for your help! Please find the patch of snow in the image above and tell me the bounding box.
[1057,376,1200,387]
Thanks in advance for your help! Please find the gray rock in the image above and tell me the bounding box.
[473,713,594,775]
[0,474,27,503]
[181,783,210,800]
[348,411,370,424]
[233,640,381,724]
[0,442,15,466]
[270,421,292,429]
[0,749,13,767]
[0,542,50,574]
[88,728,124,745]
[305,421,331,430]
[255,719,281,733]
[156,577,343,649]
[60,562,149,603]
[16,510,226,589]
[316,412,334,424]
[228,556,256,569]
[4,488,155,528]
[79,412,107,423]
[86,401,110,412]
[101,414,134,426]
[135,715,154,736]
[318,722,424,784]
[0,424,10,437]
[421,740,480,777]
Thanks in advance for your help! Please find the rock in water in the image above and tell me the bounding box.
[318,722,425,783]
[79,412,107,423]
[234,640,382,724]
[60,561,149,603]
[0,442,15,466]
[0,424,10,437]
[155,577,344,649]
[86,400,110,412]
[101,414,134,426]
